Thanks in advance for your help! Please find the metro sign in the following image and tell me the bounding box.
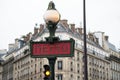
[30,39,75,58]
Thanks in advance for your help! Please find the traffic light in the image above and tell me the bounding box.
[43,65,51,80]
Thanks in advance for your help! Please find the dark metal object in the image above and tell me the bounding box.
[83,0,88,80]
[46,2,58,80]
[48,57,57,80]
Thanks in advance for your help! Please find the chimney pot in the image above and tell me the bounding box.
[105,36,109,41]
[34,27,39,35]
[39,24,44,32]
[76,28,83,34]
[69,24,75,32]
[60,19,68,28]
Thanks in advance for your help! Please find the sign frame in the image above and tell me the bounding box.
[30,38,75,58]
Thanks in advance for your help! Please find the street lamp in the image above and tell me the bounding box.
[43,1,60,80]
[43,1,88,80]
[43,1,60,38]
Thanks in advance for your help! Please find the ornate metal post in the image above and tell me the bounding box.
[43,1,60,80]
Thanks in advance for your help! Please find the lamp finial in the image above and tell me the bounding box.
[48,1,56,10]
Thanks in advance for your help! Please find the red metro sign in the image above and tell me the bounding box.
[30,39,75,58]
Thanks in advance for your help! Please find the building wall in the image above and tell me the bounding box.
[2,57,14,80]
[10,32,111,80]
[109,56,120,80]
[13,47,49,80]
[1,21,120,80]
[88,53,110,80]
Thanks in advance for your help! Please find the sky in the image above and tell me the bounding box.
[0,0,120,50]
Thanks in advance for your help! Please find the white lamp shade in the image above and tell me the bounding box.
[43,10,60,24]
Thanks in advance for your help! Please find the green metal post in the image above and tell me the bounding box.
[48,57,57,80]
[45,1,60,80]
[46,23,58,80]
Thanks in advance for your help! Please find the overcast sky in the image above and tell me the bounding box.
[0,0,120,50]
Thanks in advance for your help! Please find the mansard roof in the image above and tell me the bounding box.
[33,22,103,50]
[6,20,109,55]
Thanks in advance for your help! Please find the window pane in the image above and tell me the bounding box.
[57,74,63,80]
[58,61,62,70]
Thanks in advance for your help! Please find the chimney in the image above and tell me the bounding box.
[26,33,30,41]
[0,49,7,54]
[8,44,15,52]
[60,19,68,28]
[15,38,26,48]
[15,38,19,49]
[69,24,75,32]
[18,39,25,48]
[60,19,68,23]
[34,27,39,35]
[39,24,44,32]
[15,38,19,44]
[22,35,28,42]
[96,38,99,44]
[23,32,32,42]
[105,36,109,41]
[76,28,83,34]
[29,32,32,40]
[88,33,94,41]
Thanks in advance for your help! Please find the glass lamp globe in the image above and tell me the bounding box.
[43,9,60,24]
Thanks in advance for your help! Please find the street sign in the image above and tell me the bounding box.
[30,38,75,58]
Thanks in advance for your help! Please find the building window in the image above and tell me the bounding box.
[57,74,63,80]
[77,76,80,80]
[77,52,80,61]
[40,62,42,68]
[77,63,80,73]
[58,61,62,70]
[40,68,42,72]
[70,62,73,71]
[31,59,33,62]
[70,74,73,80]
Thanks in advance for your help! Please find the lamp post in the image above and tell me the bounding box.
[43,1,60,80]
[43,1,88,80]
[83,0,88,80]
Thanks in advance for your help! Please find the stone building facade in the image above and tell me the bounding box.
[2,55,14,80]
[1,19,120,80]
